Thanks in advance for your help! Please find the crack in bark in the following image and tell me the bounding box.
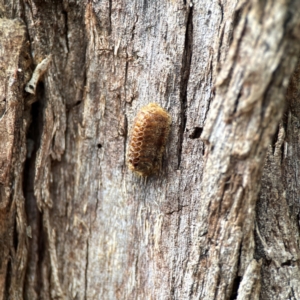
[230,242,243,299]
[62,10,69,53]
[124,58,129,102]
[108,0,112,35]
[218,0,224,23]
[131,14,139,41]
[122,114,128,175]
[165,205,188,215]
[177,6,193,169]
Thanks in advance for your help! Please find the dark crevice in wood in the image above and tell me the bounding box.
[67,100,82,112]
[188,127,203,139]
[23,99,40,193]
[230,276,242,300]
[281,259,293,267]
[232,89,242,116]
[108,0,112,35]
[5,259,11,299]
[62,10,69,53]
[0,97,7,118]
[264,259,272,267]
[280,141,285,164]
[229,242,243,299]
[281,105,289,134]
[177,6,193,169]
[271,125,280,154]
[216,23,224,67]
[123,115,128,173]
[124,58,129,102]
[204,59,214,122]
[218,0,224,23]
[131,14,138,41]
[223,175,231,192]
[230,6,244,47]
[165,205,188,215]
[23,81,45,298]
[13,217,18,252]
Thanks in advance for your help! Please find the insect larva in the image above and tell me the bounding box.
[127,103,171,176]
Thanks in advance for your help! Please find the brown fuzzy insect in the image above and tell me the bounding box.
[127,103,171,176]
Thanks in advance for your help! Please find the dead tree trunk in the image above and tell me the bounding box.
[1,0,300,299]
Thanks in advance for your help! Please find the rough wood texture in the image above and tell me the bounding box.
[0,17,31,299]
[256,59,300,299]
[1,0,300,299]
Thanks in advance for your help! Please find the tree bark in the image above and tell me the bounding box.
[1,0,300,299]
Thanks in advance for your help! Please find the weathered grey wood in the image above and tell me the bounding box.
[0,0,300,299]
[183,1,300,298]
[256,60,300,299]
